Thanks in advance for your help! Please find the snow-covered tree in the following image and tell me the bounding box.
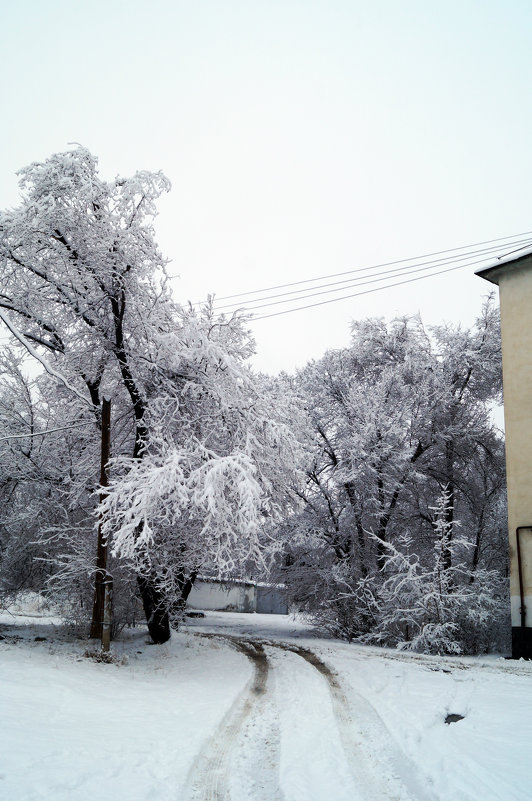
[281,303,508,652]
[0,343,145,633]
[0,147,301,642]
[100,305,302,629]
[361,489,508,654]
[0,348,50,602]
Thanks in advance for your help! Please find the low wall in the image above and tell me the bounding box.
[187,579,287,615]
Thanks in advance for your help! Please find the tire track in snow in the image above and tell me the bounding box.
[272,641,438,801]
[184,635,284,801]
[187,633,436,801]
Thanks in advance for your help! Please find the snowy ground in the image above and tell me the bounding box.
[1,600,531,801]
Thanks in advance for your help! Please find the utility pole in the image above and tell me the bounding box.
[101,575,113,652]
[90,397,112,644]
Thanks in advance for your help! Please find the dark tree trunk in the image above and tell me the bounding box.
[170,571,199,621]
[90,398,112,640]
[344,481,367,577]
[375,440,427,572]
[111,289,169,642]
[137,574,171,644]
[469,510,484,584]
[442,443,456,572]
[178,570,198,605]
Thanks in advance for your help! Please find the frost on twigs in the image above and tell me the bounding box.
[340,492,506,655]
[0,146,303,636]
[280,307,508,655]
[99,305,304,614]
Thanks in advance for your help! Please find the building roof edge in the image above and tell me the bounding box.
[476,246,532,285]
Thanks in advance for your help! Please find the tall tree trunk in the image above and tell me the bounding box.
[375,441,427,572]
[111,294,170,642]
[442,443,455,572]
[469,509,485,583]
[137,575,171,644]
[90,397,111,640]
[344,481,367,577]
[172,571,198,617]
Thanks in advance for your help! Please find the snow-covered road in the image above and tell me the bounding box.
[185,633,432,801]
[1,606,531,801]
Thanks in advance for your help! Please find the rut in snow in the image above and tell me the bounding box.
[271,640,438,801]
[186,633,436,801]
[184,636,284,801]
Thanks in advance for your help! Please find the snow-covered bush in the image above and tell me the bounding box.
[317,491,510,655]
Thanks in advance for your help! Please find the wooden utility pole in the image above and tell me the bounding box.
[101,576,113,652]
[90,398,112,642]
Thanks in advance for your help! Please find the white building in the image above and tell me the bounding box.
[478,248,532,658]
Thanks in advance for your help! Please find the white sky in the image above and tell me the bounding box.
[2,0,532,374]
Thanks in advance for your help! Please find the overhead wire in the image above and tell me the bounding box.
[197,229,532,308]
[251,252,516,320]
[213,237,532,313]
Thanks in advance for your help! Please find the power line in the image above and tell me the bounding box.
[250,253,504,320]
[213,237,532,313]
[200,229,532,306]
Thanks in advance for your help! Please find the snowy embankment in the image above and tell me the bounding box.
[1,603,531,801]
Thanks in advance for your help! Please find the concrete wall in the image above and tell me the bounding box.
[498,262,532,654]
[187,580,256,613]
[187,579,287,615]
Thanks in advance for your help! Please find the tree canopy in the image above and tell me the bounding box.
[0,147,509,655]
[0,147,301,642]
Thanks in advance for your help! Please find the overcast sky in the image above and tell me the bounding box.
[2,0,532,373]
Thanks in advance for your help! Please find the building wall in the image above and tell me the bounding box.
[498,262,532,645]
[187,579,288,614]
[187,580,256,613]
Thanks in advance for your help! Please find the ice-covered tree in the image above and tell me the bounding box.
[0,348,51,602]
[100,305,302,630]
[281,303,508,651]
[0,147,301,642]
[361,489,508,654]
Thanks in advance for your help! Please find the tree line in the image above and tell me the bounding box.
[0,148,508,654]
